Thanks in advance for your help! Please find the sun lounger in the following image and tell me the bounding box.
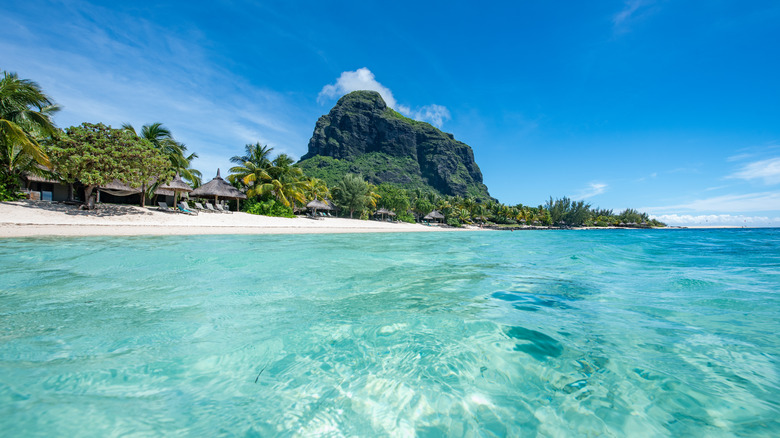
[158,201,175,212]
[177,202,197,215]
[194,202,212,212]
[214,203,232,214]
[179,202,198,215]
[205,202,219,212]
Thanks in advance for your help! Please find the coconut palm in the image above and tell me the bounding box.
[259,154,307,208]
[122,122,201,187]
[228,143,274,188]
[0,71,60,186]
[304,177,331,202]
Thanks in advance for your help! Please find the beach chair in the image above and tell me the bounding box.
[214,203,232,214]
[194,202,211,212]
[177,202,197,215]
[158,201,175,212]
[205,202,219,213]
[179,201,198,215]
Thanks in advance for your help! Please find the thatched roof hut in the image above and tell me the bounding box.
[190,169,247,211]
[99,180,142,196]
[423,210,445,223]
[424,210,444,220]
[306,199,332,217]
[159,173,192,193]
[307,199,332,210]
[159,173,192,206]
[375,207,396,221]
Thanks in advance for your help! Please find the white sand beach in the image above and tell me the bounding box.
[0,201,466,237]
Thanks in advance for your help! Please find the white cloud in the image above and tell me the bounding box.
[318,67,398,108]
[645,191,780,214]
[651,214,780,227]
[572,183,608,200]
[318,68,451,127]
[614,0,644,25]
[401,104,451,128]
[729,157,780,185]
[613,0,655,33]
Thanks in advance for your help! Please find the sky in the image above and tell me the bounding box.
[2,0,780,226]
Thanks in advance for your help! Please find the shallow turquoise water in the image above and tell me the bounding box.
[1,229,779,436]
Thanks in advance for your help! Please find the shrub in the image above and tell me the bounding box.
[245,199,294,218]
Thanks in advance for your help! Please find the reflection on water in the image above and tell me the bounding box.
[1,230,779,435]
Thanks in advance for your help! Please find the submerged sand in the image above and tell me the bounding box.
[0,201,464,237]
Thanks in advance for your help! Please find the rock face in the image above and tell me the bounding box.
[299,90,491,199]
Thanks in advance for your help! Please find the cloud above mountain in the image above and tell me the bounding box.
[319,68,451,128]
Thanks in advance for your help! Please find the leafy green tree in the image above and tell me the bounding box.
[50,123,171,208]
[546,196,591,227]
[412,196,434,221]
[333,173,372,219]
[0,71,60,190]
[377,183,411,214]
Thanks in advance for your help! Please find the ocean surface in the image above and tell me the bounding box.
[1,229,779,437]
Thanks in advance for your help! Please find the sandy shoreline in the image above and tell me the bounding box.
[0,201,466,237]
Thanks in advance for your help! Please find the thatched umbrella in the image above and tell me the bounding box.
[191,169,247,211]
[423,210,445,224]
[159,173,192,207]
[375,208,396,221]
[306,199,332,216]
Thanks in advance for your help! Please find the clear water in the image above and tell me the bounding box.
[1,229,779,437]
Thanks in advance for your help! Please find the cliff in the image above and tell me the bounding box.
[298,91,491,199]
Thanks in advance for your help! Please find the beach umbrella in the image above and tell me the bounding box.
[191,169,247,211]
[159,173,193,207]
[306,199,332,216]
[423,209,445,224]
[375,208,396,221]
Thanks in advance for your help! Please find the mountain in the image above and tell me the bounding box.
[297,90,491,199]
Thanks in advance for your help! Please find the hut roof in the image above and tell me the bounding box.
[22,165,60,184]
[99,180,142,194]
[424,210,445,220]
[23,173,59,184]
[307,199,332,210]
[159,173,193,192]
[190,169,247,200]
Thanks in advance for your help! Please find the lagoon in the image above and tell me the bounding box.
[1,230,779,436]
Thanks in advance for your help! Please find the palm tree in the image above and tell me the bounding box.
[0,71,59,187]
[304,177,331,202]
[258,154,307,209]
[231,149,307,209]
[228,143,274,188]
[122,122,201,187]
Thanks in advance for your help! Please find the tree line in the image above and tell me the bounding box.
[0,69,664,227]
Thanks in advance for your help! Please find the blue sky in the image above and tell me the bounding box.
[3,0,779,225]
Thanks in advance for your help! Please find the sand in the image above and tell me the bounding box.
[0,201,466,237]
